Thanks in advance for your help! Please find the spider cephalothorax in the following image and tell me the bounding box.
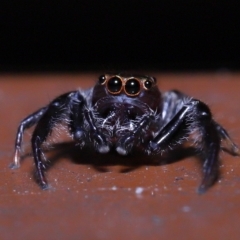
[12,73,239,193]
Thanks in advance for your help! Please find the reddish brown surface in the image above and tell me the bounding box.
[0,73,240,239]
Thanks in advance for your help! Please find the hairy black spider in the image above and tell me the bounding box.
[11,73,239,193]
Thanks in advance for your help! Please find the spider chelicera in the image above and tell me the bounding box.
[11,73,239,193]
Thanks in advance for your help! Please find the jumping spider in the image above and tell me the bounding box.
[12,73,239,193]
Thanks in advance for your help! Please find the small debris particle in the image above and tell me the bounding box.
[175,177,184,181]
[152,216,163,225]
[135,187,144,194]
[182,206,191,212]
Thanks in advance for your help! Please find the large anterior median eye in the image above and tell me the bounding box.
[125,79,140,96]
[107,77,122,94]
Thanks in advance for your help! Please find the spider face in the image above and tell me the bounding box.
[12,73,239,193]
[92,73,162,114]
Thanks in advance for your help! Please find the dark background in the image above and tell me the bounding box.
[1,1,240,72]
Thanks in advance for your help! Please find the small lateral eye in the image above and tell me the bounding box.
[125,79,141,96]
[144,80,152,89]
[107,77,122,93]
[98,74,106,84]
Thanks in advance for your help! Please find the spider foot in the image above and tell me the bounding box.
[98,144,110,154]
[10,149,21,169]
[197,173,218,194]
[116,135,134,156]
[41,183,50,190]
[221,140,240,156]
[197,182,210,195]
[35,173,49,190]
[92,132,110,153]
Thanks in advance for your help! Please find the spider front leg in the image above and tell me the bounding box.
[14,92,80,189]
[68,92,109,153]
[116,115,154,155]
[30,92,78,189]
[84,110,110,153]
[32,91,108,189]
[149,99,222,193]
[11,107,48,169]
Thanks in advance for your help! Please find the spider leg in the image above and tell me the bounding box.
[116,115,154,155]
[30,92,75,189]
[84,110,110,153]
[214,121,239,156]
[68,91,109,153]
[149,99,223,193]
[68,92,86,146]
[11,107,48,169]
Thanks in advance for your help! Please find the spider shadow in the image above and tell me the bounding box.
[18,141,218,190]
[20,141,199,176]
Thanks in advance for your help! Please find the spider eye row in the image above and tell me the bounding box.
[98,75,154,96]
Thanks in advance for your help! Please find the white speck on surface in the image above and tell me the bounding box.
[112,186,117,191]
[182,206,191,212]
[178,187,182,191]
[135,187,144,195]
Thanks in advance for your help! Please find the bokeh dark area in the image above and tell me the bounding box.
[1,1,240,72]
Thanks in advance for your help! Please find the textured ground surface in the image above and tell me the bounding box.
[0,72,240,240]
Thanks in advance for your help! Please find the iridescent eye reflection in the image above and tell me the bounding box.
[107,77,122,93]
[125,79,141,95]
